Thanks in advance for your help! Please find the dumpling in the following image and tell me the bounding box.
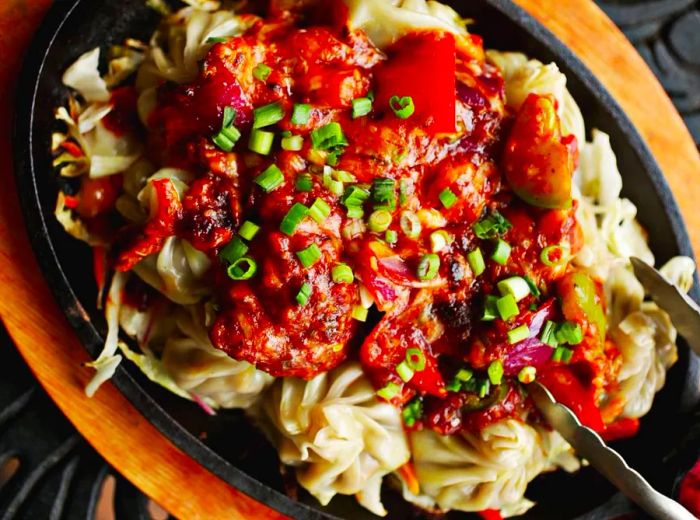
[406,419,568,517]
[256,362,410,516]
[160,305,275,409]
[344,0,468,49]
[487,50,585,147]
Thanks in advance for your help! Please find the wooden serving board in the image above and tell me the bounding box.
[0,1,698,519]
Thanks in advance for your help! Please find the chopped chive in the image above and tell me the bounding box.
[497,276,531,302]
[541,244,566,267]
[439,188,458,209]
[496,294,519,321]
[220,237,248,264]
[253,63,272,82]
[281,135,304,151]
[295,173,313,192]
[491,239,511,265]
[239,221,260,241]
[334,169,356,183]
[523,275,541,298]
[296,243,322,268]
[377,381,400,400]
[446,378,462,392]
[347,206,364,219]
[400,211,421,238]
[487,360,504,385]
[552,346,573,363]
[351,304,369,322]
[311,122,347,150]
[248,129,275,155]
[280,203,309,236]
[467,248,486,276]
[227,257,257,280]
[396,360,414,382]
[332,263,354,284]
[206,36,229,44]
[296,282,312,305]
[308,198,331,223]
[477,379,491,398]
[561,347,574,363]
[253,102,284,129]
[372,178,396,209]
[212,129,238,152]
[389,95,415,119]
[322,168,344,196]
[417,253,440,281]
[368,210,392,233]
[405,348,426,371]
[402,398,422,427]
[473,211,512,239]
[482,295,499,321]
[291,103,312,125]
[385,229,398,244]
[254,164,284,192]
[556,321,583,345]
[352,97,373,118]
[540,321,559,348]
[455,368,473,382]
[507,324,530,344]
[518,366,537,384]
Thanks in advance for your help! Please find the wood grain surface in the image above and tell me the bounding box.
[0,1,698,519]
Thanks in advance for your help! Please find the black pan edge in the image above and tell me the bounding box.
[11,0,700,519]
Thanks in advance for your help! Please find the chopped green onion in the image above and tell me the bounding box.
[368,210,392,233]
[540,321,558,348]
[497,276,531,302]
[389,95,415,119]
[332,263,354,284]
[491,239,512,265]
[227,257,258,280]
[467,248,486,276]
[385,229,398,244]
[351,304,368,322]
[372,178,396,209]
[439,188,458,209]
[455,368,473,382]
[219,237,248,264]
[253,102,284,129]
[296,282,312,305]
[400,211,421,238]
[473,211,512,239]
[556,321,583,345]
[417,253,440,280]
[342,185,370,207]
[399,178,411,206]
[253,63,272,82]
[347,206,364,219]
[402,398,422,427]
[405,348,426,371]
[352,97,373,118]
[291,103,312,125]
[281,130,292,138]
[552,346,573,363]
[446,378,462,392]
[523,275,541,298]
[239,221,260,241]
[308,198,331,223]
[496,294,519,321]
[322,170,344,197]
[518,366,537,384]
[206,36,229,44]
[377,381,400,400]
[295,173,313,192]
[430,230,450,253]
[477,379,491,398]
[296,243,322,268]
[280,203,309,236]
[248,129,275,155]
[507,324,530,344]
[541,244,565,267]
[326,151,341,166]
[482,295,499,321]
[212,127,241,151]
[396,361,414,382]
[487,360,504,385]
[311,122,347,150]
[254,164,284,192]
[222,106,236,127]
[281,135,304,151]
[333,170,356,183]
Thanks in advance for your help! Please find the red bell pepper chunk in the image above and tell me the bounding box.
[374,31,456,133]
[537,366,605,432]
[478,509,503,520]
[600,417,640,442]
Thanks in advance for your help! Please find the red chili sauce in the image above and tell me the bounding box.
[93,3,625,436]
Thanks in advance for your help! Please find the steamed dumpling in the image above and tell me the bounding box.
[257,362,410,516]
[406,419,573,517]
